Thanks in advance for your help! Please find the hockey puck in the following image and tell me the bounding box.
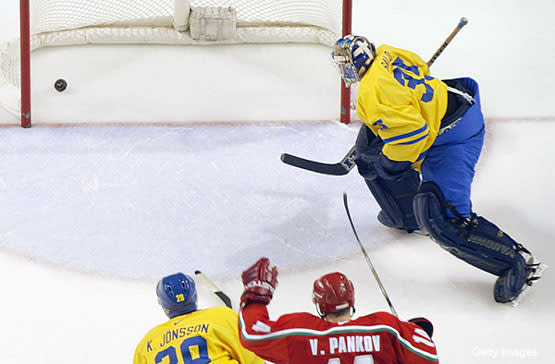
[54,79,67,92]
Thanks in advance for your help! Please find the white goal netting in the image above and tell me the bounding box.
[0,0,343,118]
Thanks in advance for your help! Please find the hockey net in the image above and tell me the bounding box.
[0,0,351,127]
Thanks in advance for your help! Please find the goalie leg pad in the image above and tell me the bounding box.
[494,253,546,304]
[355,125,420,232]
[413,182,526,276]
[364,171,420,232]
[493,257,528,303]
[354,124,382,179]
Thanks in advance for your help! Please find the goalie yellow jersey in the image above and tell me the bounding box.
[134,306,264,364]
[356,44,449,163]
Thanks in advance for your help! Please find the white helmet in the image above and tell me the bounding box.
[331,35,376,87]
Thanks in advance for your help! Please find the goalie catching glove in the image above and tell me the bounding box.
[240,257,278,308]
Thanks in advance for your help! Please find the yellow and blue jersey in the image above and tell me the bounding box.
[356,44,449,164]
[134,306,264,364]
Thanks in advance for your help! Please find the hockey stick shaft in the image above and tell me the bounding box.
[427,17,468,67]
[343,193,398,317]
[194,270,233,309]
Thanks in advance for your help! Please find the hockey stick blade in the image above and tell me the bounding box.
[194,270,233,309]
[280,145,357,176]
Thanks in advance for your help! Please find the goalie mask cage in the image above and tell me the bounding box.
[1,0,353,128]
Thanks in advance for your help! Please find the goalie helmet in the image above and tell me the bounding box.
[331,35,376,87]
[312,272,355,316]
[156,272,198,318]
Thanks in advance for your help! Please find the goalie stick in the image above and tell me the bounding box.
[194,270,233,309]
[427,17,468,67]
[281,17,469,176]
[280,145,356,176]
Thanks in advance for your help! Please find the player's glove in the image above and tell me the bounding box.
[240,257,278,308]
[408,317,434,338]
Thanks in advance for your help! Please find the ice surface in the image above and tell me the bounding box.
[1,120,554,364]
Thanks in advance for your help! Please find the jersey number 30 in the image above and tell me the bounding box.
[155,336,210,364]
[392,57,434,103]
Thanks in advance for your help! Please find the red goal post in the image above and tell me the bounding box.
[4,0,352,127]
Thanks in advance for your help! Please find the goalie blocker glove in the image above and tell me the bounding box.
[240,257,278,308]
[408,317,434,338]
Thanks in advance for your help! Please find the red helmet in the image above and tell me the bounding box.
[312,272,355,316]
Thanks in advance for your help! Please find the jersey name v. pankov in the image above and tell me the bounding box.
[239,303,438,364]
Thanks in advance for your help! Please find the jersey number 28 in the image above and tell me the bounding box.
[155,336,210,364]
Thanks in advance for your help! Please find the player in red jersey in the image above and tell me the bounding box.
[238,257,439,364]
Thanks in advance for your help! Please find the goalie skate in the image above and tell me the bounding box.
[507,254,547,307]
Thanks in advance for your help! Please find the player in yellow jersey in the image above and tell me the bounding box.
[134,272,264,364]
[331,35,545,304]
